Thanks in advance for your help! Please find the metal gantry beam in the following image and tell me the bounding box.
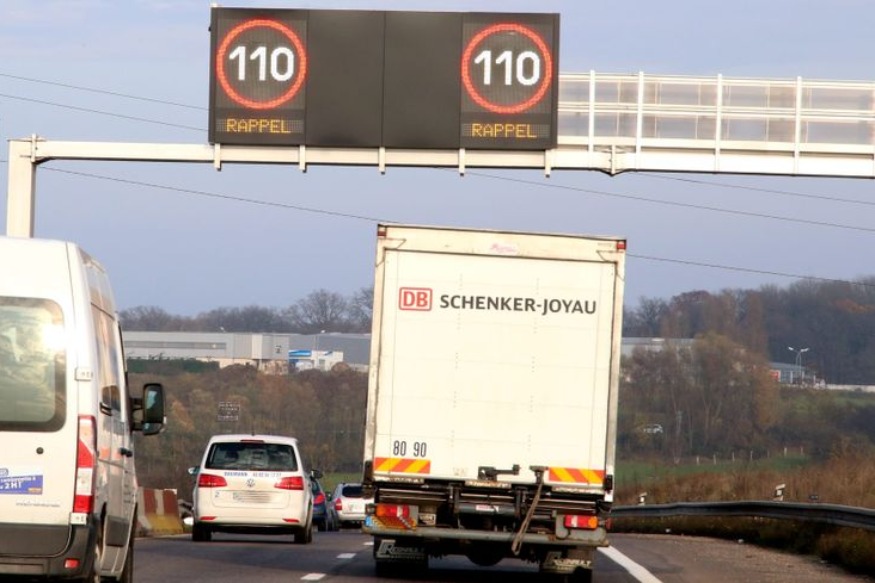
[7,72,875,237]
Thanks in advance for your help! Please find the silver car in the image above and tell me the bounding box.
[331,482,374,528]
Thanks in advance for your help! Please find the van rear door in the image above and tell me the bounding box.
[0,297,76,541]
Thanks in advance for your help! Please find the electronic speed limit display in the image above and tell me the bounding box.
[460,15,558,149]
[210,9,309,145]
[209,8,559,150]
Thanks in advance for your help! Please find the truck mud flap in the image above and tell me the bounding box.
[540,550,594,575]
[374,537,428,564]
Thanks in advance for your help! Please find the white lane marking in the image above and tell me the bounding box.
[301,574,325,581]
[337,553,356,559]
[363,540,374,546]
[599,546,663,583]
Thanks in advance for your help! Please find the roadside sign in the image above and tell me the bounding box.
[217,401,240,422]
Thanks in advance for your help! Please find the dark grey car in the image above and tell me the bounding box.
[311,474,338,532]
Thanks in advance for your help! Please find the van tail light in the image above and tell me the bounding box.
[197,473,228,488]
[275,476,304,490]
[314,492,325,505]
[73,416,97,514]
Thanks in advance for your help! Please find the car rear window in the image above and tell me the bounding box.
[205,442,298,471]
[341,484,364,498]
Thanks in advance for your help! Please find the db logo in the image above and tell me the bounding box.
[399,287,432,311]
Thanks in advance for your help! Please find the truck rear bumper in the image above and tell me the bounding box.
[364,518,608,547]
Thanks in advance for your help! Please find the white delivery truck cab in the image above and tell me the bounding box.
[362,224,625,581]
[0,236,165,581]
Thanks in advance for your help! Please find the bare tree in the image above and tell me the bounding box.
[348,286,373,332]
[120,306,187,331]
[196,305,291,332]
[287,289,351,333]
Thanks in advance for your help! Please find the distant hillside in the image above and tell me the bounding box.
[623,278,875,385]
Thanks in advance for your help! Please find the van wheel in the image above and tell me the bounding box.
[78,522,103,583]
[114,528,134,583]
[192,523,212,542]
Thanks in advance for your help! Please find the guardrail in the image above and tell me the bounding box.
[612,501,875,532]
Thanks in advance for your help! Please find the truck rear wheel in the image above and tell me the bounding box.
[465,543,505,567]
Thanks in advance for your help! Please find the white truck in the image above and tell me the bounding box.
[362,224,626,581]
[0,236,165,581]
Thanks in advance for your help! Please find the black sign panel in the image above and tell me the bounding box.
[209,8,559,150]
[305,10,385,147]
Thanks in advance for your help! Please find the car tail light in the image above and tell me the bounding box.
[275,476,304,490]
[563,514,599,530]
[314,492,325,505]
[197,473,228,488]
[334,498,343,511]
[73,416,96,514]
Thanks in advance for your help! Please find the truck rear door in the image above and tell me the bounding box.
[372,236,621,492]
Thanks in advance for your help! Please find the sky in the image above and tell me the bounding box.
[1,0,875,316]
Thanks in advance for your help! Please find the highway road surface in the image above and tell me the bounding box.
[132,530,872,582]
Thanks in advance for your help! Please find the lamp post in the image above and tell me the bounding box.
[788,346,809,384]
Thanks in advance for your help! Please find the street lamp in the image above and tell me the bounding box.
[788,346,809,384]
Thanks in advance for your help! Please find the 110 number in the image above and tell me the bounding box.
[228,45,296,82]
[473,49,541,87]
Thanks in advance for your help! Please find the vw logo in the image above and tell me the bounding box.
[246,478,255,488]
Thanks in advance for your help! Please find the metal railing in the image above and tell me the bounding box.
[612,501,875,532]
[555,72,875,177]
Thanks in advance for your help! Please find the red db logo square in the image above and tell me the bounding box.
[399,287,432,311]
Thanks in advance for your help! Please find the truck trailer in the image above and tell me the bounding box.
[362,224,626,581]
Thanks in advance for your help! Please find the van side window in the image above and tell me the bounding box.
[93,307,122,414]
[0,297,66,432]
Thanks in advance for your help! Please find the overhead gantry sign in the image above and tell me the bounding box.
[6,8,875,238]
[209,8,560,151]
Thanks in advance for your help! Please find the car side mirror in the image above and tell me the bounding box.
[188,466,199,476]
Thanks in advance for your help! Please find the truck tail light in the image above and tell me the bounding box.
[375,503,412,518]
[563,514,599,530]
[275,476,304,490]
[73,416,96,514]
[197,473,228,488]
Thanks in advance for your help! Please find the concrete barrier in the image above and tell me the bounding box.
[137,488,184,536]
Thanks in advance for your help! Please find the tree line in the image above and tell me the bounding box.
[128,275,875,490]
[121,288,373,334]
[124,277,875,385]
[623,277,875,385]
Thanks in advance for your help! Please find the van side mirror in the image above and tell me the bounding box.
[132,382,165,435]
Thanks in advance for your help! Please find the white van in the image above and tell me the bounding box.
[0,236,165,581]
[190,434,313,543]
